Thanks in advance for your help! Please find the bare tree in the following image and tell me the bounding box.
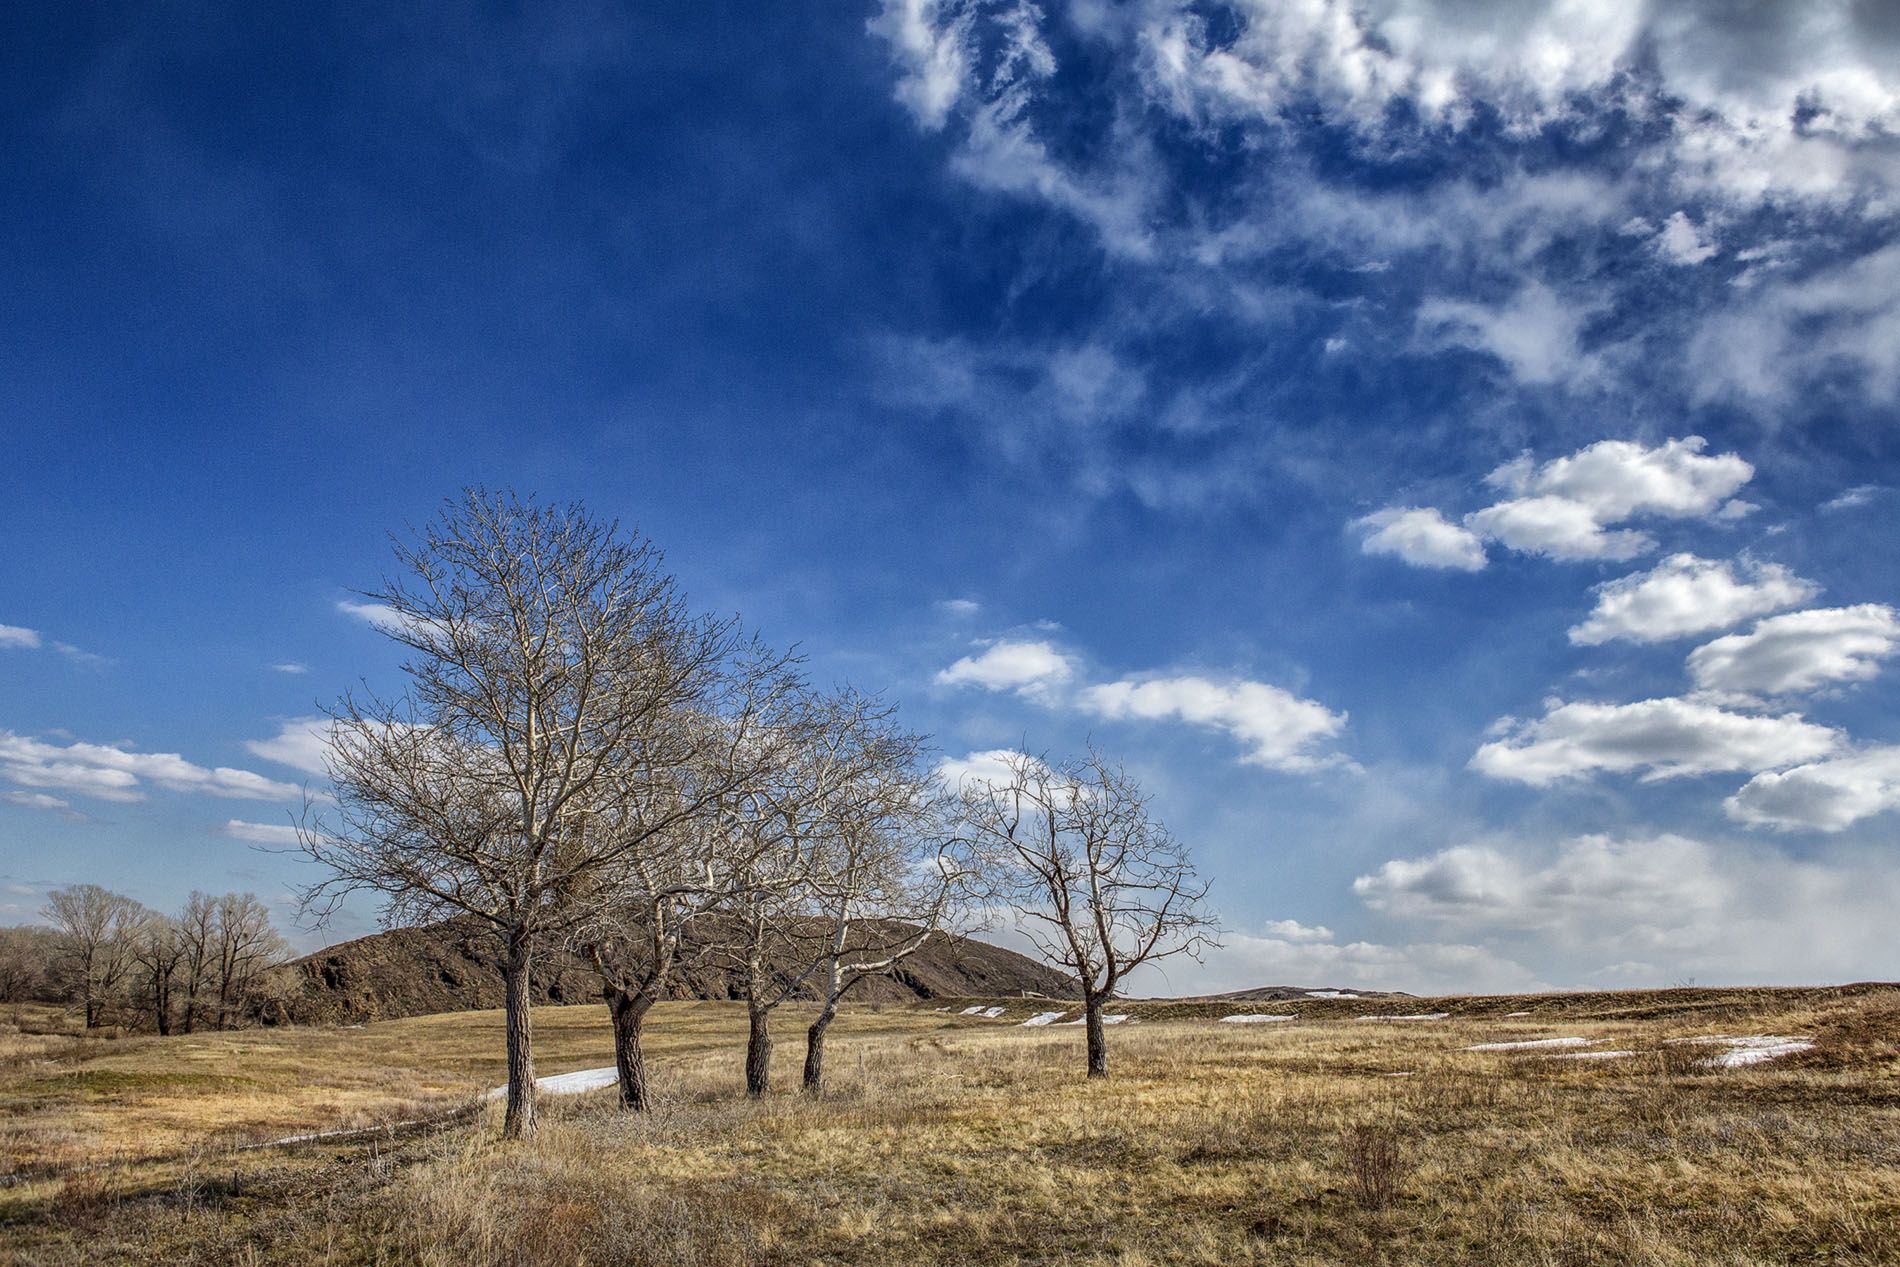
[130,914,185,1035]
[210,894,287,1029]
[957,748,1216,1079]
[175,892,218,1033]
[42,884,148,1028]
[0,926,57,1004]
[299,490,789,1138]
[796,696,970,1094]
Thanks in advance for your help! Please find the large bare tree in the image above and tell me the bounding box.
[957,748,1216,1078]
[299,490,782,1138]
[130,914,185,1035]
[210,893,286,1029]
[42,884,147,1028]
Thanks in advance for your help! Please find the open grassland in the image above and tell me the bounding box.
[3,985,1898,1265]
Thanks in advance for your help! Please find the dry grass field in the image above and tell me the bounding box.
[3,985,1898,1265]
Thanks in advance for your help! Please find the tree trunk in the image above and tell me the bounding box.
[802,1002,838,1094]
[501,934,538,1138]
[1085,996,1109,1079]
[745,1005,772,1098]
[608,987,654,1111]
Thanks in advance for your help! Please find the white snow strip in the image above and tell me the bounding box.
[1357,1013,1451,1021]
[1220,1014,1297,1024]
[1464,1036,1595,1052]
[1304,991,1360,999]
[1552,1049,1638,1061]
[1020,1011,1068,1027]
[484,1065,620,1101]
[958,1005,986,1015]
[980,1006,1007,1018]
[1505,1011,1532,1017]
[1667,1035,1816,1067]
[1055,1014,1130,1026]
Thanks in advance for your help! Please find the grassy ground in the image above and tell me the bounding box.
[3,986,1897,1265]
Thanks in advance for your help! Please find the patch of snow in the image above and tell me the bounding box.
[1220,1014,1297,1024]
[1464,1036,1595,1052]
[1668,1035,1815,1067]
[1055,1014,1130,1026]
[1552,1049,1638,1060]
[958,1005,986,1015]
[980,1006,1007,1018]
[1357,1012,1451,1021]
[1504,1011,1532,1017]
[486,1066,620,1100]
[1304,990,1360,999]
[1020,1011,1068,1027]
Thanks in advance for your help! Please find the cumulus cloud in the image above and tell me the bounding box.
[1353,507,1487,571]
[1,790,71,812]
[1470,697,1840,785]
[1726,746,1900,833]
[1122,919,1541,996]
[0,730,303,804]
[0,624,42,650]
[937,748,1045,792]
[1458,438,1755,562]
[1568,554,1816,645]
[1689,605,1900,698]
[1080,675,1349,772]
[936,639,1077,697]
[335,599,408,633]
[1353,832,1900,984]
[222,818,301,845]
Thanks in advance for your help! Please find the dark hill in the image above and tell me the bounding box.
[259,917,1076,1025]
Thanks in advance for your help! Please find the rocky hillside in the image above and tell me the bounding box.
[259,917,1076,1025]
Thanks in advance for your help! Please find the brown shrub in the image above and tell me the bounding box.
[1340,1123,1408,1212]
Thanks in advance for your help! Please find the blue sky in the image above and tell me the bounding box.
[4,0,1899,993]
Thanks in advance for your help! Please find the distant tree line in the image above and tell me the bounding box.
[299,491,1218,1139]
[2,885,287,1033]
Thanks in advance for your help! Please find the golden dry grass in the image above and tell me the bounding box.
[3,987,1898,1265]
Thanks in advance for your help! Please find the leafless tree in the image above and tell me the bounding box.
[957,747,1216,1078]
[796,695,971,1094]
[130,914,185,1035]
[175,892,218,1033]
[210,893,287,1029]
[298,490,792,1138]
[0,926,57,1004]
[42,884,148,1028]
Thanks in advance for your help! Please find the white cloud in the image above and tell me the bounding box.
[1465,495,1653,562]
[222,818,301,845]
[1458,438,1756,563]
[935,598,982,617]
[937,639,1077,697]
[1080,675,1348,772]
[336,599,408,633]
[1821,484,1884,512]
[1726,746,1900,833]
[1,791,70,812]
[1655,210,1718,264]
[0,624,42,650]
[243,717,334,777]
[1569,554,1815,645]
[0,730,304,804]
[1353,506,1487,571]
[1689,605,1900,698]
[1417,282,1592,385]
[1261,918,1334,943]
[270,662,309,675]
[1470,697,1840,785]
[937,748,1045,792]
[867,0,974,130]
[1353,832,1900,985]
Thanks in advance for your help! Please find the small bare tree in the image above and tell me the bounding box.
[42,884,148,1028]
[175,892,218,1034]
[957,748,1216,1079]
[299,490,782,1138]
[0,926,57,1004]
[796,695,969,1094]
